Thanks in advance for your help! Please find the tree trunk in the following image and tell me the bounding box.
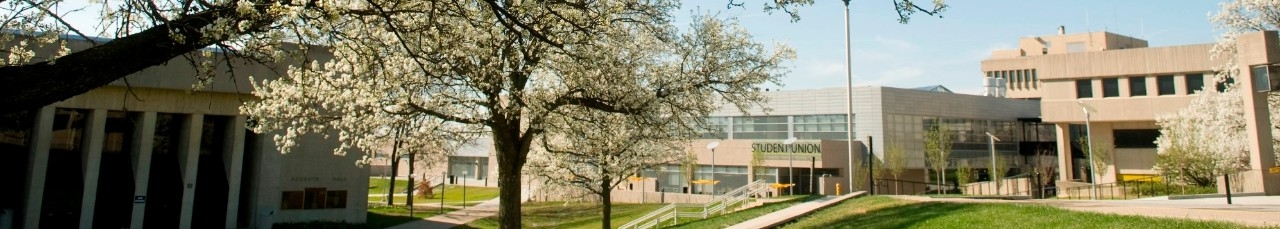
[601,178,612,229]
[493,124,529,228]
[388,133,401,206]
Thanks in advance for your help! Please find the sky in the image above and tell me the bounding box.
[678,1,1225,94]
[52,1,1225,95]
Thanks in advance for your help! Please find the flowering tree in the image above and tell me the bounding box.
[245,11,797,226]
[1155,90,1254,186]
[1152,0,1280,185]
[0,0,946,114]
[524,107,691,228]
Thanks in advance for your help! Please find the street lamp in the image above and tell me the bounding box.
[784,137,797,196]
[462,170,469,209]
[1078,100,1099,200]
[985,132,1001,195]
[707,141,719,195]
[841,0,856,194]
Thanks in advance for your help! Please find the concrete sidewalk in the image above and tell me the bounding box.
[726,192,866,229]
[385,198,500,229]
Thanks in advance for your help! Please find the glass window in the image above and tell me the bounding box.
[1129,77,1147,96]
[1157,75,1176,95]
[1102,78,1119,97]
[1114,129,1160,148]
[1031,69,1038,88]
[1185,73,1205,94]
[1075,79,1093,98]
[326,190,347,209]
[281,191,304,209]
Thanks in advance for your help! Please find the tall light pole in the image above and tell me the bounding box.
[784,137,797,195]
[985,132,1001,195]
[707,141,720,195]
[841,0,856,196]
[1078,100,1099,200]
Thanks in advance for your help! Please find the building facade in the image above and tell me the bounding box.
[981,29,1279,194]
[627,86,1044,196]
[0,38,368,229]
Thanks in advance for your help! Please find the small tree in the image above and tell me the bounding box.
[989,155,1010,194]
[1075,136,1114,183]
[884,140,908,194]
[955,162,974,186]
[1025,146,1058,198]
[924,122,954,194]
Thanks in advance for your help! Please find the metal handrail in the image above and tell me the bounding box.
[621,179,770,228]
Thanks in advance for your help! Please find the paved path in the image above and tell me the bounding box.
[726,192,866,229]
[385,198,500,229]
[385,185,534,229]
[892,195,1280,227]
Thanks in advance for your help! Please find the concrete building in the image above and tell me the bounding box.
[0,37,368,228]
[981,29,1279,194]
[624,86,1045,197]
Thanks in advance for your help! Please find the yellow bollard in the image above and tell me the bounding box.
[836,183,842,195]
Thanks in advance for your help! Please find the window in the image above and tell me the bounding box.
[1114,129,1160,148]
[1102,78,1119,97]
[326,190,348,209]
[1217,76,1236,92]
[1185,73,1205,94]
[1031,69,1038,88]
[281,191,304,209]
[282,188,348,210]
[1075,79,1093,98]
[1157,75,1176,95]
[1129,77,1147,96]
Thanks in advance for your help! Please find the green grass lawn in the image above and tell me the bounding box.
[368,177,409,195]
[667,195,821,229]
[459,201,666,229]
[273,205,452,229]
[781,196,1267,229]
[368,185,501,206]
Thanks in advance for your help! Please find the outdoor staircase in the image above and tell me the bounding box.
[619,179,771,229]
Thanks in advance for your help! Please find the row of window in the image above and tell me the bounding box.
[282,188,348,210]
[985,69,1038,90]
[702,115,851,140]
[1076,73,1230,99]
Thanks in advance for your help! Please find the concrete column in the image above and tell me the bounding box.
[177,114,203,229]
[22,106,55,229]
[1235,31,1280,195]
[1054,123,1072,182]
[223,116,247,229]
[128,112,157,229]
[78,109,108,229]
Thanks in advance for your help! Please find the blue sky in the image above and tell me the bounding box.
[679,1,1224,94]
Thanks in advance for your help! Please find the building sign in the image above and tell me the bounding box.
[752,142,821,154]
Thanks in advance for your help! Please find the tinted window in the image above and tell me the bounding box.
[1186,74,1205,94]
[1114,129,1160,148]
[1076,79,1093,98]
[1129,77,1147,96]
[1102,78,1120,97]
[1157,75,1176,95]
[1217,76,1235,92]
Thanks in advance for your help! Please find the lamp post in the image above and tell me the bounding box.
[784,137,797,196]
[985,132,1001,195]
[707,141,719,195]
[1078,100,1099,200]
[462,170,469,209]
[841,0,856,194]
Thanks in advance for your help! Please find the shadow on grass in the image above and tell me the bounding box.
[816,201,976,229]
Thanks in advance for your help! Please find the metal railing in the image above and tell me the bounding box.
[620,179,770,229]
[1058,174,1219,200]
[874,173,1053,198]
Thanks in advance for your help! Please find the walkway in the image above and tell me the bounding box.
[726,192,866,229]
[385,184,535,229]
[385,198,500,229]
